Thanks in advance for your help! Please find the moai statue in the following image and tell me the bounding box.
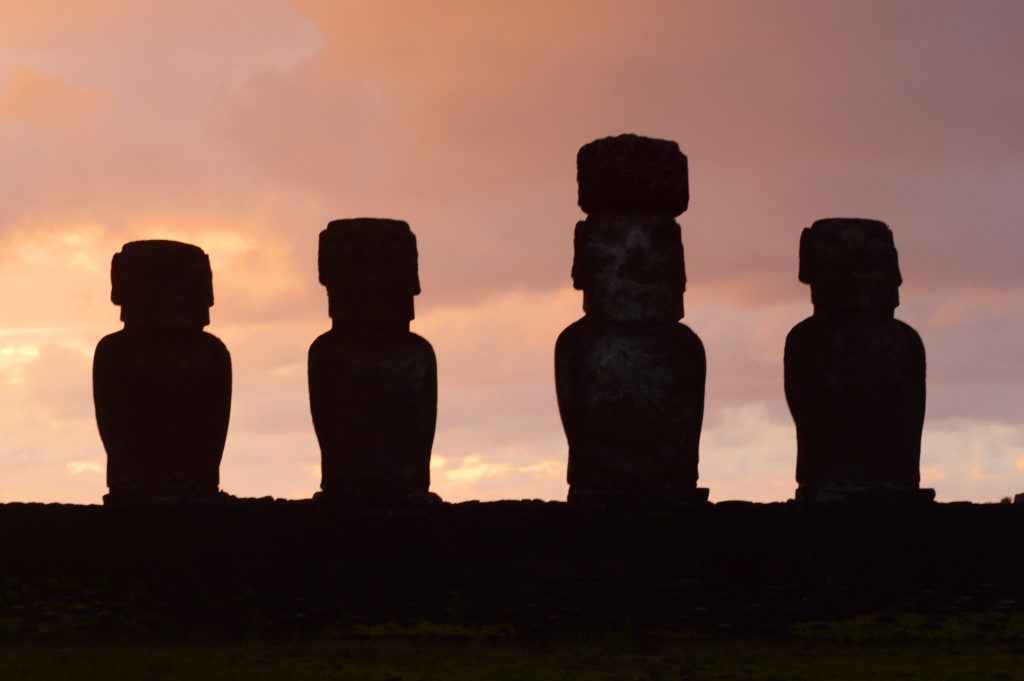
[93,240,232,504]
[309,218,438,507]
[555,134,707,509]
[784,218,932,504]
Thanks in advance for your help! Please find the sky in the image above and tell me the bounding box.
[0,0,1022,504]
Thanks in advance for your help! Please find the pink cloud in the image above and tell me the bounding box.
[0,0,1022,503]
[0,66,101,122]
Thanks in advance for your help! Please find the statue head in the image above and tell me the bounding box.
[318,218,420,323]
[572,134,688,322]
[111,240,214,327]
[799,218,902,311]
[572,215,686,322]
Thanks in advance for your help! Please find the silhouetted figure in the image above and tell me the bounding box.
[556,134,707,509]
[785,218,932,504]
[93,240,232,504]
[309,219,438,507]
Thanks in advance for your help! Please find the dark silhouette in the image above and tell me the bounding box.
[556,134,707,509]
[3,499,1024,640]
[785,218,932,503]
[93,240,232,504]
[309,218,438,506]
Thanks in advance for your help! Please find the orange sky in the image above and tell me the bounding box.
[1,0,1022,503]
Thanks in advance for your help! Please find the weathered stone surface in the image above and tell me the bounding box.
[557,134,706,508]
[94,240,231,504]
[785,218,930,504]
[556,319,706,506]
[310,219,437,506]
[577,134,689,217]
[572,214,685,322]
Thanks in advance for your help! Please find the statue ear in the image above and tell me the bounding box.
[667,222,685,294]
[317,230,331,287]
[679,241,687,293]
[570,220,589,290]
[886,231,903,288]
[110,252,125,305]
[202,254,215,307]
[408,233,422,296]
[797,227,815,284]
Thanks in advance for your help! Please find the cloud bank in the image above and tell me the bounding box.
[0,0,1021,503]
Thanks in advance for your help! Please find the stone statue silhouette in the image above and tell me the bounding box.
[93,240,232,504]
[785,218,932,503]
[556,134,707,509]
[309,219,438,507]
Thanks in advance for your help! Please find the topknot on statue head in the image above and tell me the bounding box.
[111,240,214,327]
[799,218,902,311]
[318,218,421,323]
[577,134,689,217]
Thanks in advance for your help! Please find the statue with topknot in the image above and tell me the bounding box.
[556,134,707,509]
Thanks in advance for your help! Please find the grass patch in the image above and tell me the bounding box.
[0,616,1021,680]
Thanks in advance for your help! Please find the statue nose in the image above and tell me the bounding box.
[621,242,661,284]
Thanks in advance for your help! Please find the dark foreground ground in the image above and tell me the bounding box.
[0,499,1022,678]
[1,616,1023,680]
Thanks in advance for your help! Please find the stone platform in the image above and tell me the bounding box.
[0,499,1022,637]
